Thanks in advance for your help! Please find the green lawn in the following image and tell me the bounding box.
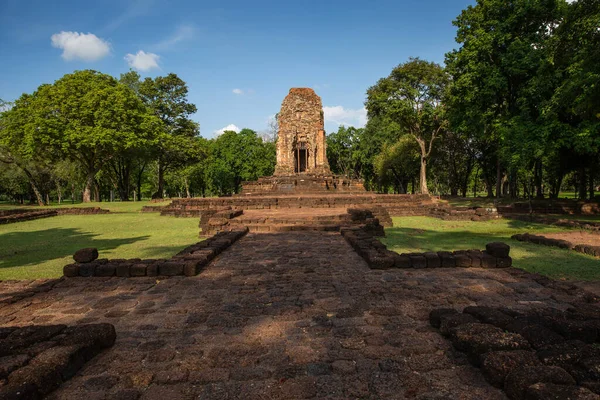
[382,216,600,281]
[0,201,199,280]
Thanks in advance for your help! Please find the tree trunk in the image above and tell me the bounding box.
[83,171,95,203]
[578,166,587,200]
[136,161,147,201]
[496,158,502,198]
[420,155,429,194]
[185,178,191,198]
[94,181,100,202]
[56,180,62,204]
[153,162,165,199]
[589,168,595,200]
[22,168,44,206]
[535,160,544,199]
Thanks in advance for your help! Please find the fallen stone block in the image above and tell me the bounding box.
[486,242,510,258]
[73,248,99,264]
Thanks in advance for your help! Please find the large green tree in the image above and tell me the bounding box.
[123,72,200,199]
[207,129,275,195]
[366,58,448,194]
[2,70,160,202]
[445,0,566,198]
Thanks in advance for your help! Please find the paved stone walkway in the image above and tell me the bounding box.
[0,232,589,399]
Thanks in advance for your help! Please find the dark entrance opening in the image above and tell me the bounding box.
[295,142,308,173]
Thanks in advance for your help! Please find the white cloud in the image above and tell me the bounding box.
[153,24,195,51]
[124,50,160,71]
[51,31,110,62]
[232,88,243,95]
[214,124,241,136]
[323,106,368,128]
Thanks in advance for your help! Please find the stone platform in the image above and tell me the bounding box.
[240,174,366,196]
[1,231,598,399]
[151,193,436,218]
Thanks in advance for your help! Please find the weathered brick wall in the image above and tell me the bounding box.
[274,88,330,175]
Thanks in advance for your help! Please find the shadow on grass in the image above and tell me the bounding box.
[0,227,150,270]
[382,226,600,281]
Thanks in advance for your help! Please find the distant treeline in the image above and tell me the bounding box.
[0,0,598,204]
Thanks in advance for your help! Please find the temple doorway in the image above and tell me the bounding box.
[294,143,308,173]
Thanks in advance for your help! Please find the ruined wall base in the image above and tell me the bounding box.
[241,174,366,195]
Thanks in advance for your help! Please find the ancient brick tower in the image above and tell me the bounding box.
[274,88,331,176]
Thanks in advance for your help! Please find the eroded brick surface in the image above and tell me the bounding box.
[0,232,588,399]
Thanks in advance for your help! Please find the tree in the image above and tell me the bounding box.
[207,129,276,195]
[327,126,363,178]
[446,0,566,198]
[373,135,420,193]
[127,72,200,199]
[0,95,56,205]
[366,58,448,194]
[2,70,161,202]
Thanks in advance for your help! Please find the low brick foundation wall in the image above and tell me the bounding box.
[429,305,600,398]
[141,205,168,213]
[512,233,600,257]
[508,214,600,233]
[0,323,116,399]
[63,229,248,278]
[0,207,110,225]
[341,226,511,270]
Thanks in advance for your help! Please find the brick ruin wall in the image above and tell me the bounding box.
[274,88,330,175]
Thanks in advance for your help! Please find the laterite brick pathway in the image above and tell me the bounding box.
[0,232,589,399]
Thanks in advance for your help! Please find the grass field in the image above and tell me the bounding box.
[382,216,600,281]
[0,201,199,280]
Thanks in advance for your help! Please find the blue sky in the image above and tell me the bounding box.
[0,0,474,137]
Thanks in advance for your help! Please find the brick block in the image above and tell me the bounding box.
[393,255,411,268]
[116,264,131,277]
[438,252,456,268]
[454,254,472,268]
[424,252,441,268]
[159,262,184,276]
[409,255,427,269]
[95,264,116,277]
[481,254,497,268]
[130,264,147,277]
[79,264,95,277]
[496,257,512,268]
[486,242,510,258]
[63,264,79,277]
[146,263,159,277]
